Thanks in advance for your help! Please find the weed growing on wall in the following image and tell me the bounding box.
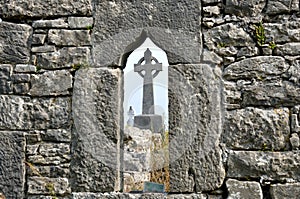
[254,21,266,46]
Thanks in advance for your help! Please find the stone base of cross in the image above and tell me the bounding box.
[134,114,163,134]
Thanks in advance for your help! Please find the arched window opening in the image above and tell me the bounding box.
[123,37,169,192]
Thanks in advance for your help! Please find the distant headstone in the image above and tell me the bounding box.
[134,49,163,133]
[127,106,135,126]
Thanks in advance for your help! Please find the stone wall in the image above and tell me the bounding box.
[0,0,299,198]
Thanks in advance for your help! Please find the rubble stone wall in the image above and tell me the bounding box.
[0,0,299,198]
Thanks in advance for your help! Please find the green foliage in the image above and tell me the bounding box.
[86,25,93,30]
[72,62,90,70]
[268,40,277,50]
[36,65,42,72]
[217,42,226,48]
[25,161,57,199]
[254,21,266,46]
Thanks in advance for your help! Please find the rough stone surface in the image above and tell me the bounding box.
[32,34,47,45]
[71,68,122,192]
[14,64,37,73]
[0,95,71,130]
[270,183,300,199]
[93,0,202,65]
[277,43,300,56]
[169,64,225,192]
[0,64,13,94]
[0,0,92,18]
[48,29,91,46]
[0,22,32,63]
[223,107,290,150]
[225,0,266,17]
[228,151,300,181]
[264,21,300,43]
[0,131,25,199]
[31,46,56,53]
[240,80,300,107]
[204,23,254,50]
[72,193,206,199]
[27,143,70,165]
[266,0,299,14]
[32,19,68,29]
[223,56,288,80]
[35,47,90,69]
[68,17,93,29]
[28,177,70,195]
[41,129,71,143]
[30,70,72,96]
[226,179,263,199]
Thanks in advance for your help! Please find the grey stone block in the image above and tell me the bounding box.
[169,64,225,192]
[0,0,92,18]
[226,179,263,199]
[225,0,266,17]
[27,143,70,165]
[222,107,290,150]
[68,17,93,29]
[223,56,288,81]
[93,0,202,66]
[28,177,70,195]
[32,19,68,29]
[266,0,299,14]
[13,83,30,94]
[41,129,71,143]
[36,47,90,69]
[0,95,71,129]
[31,34,47,45]
[0,131,25,199]
[71,68,122,192]
[240,81,300,107]
[264,21,300,43]
[276,43,300,56]
[0,22,32,63]
[228,151,300,181]
[48,29,91,46]
[31,46,56,53]
[14,64,37,73]
[72,193,206,199]
[30,70,72,96]
[270,183,300,199]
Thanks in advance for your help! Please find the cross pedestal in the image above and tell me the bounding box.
[134,114,163,133]
[133,48,164,133]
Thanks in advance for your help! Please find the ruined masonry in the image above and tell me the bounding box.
[0,0,299,198]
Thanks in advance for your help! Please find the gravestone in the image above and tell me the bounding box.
[134,49,163,133]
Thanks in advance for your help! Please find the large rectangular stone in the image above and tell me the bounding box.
[48,29,91,46]
[0,95,71,130]
[228,151,300,181]
[222,107,290,150]
[35,47,90,69]
[270,183,300,199]
[0,0,92,18]
[0,22,32,63]
[71,68,122,192]
[93,0,202,66]
[0,131,25,199]
[30,70,73,96]
[169,64,225,192]
[27,177,70,195]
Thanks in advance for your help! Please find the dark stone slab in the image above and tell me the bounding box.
[93,0,202,66]
[0,131,25,199]
[0,22,32,64]
[169,64,225,192]
[71,68,122,192]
